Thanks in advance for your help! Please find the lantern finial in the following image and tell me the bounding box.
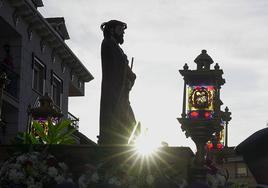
[194,49,214,70]
[183,63,189,70]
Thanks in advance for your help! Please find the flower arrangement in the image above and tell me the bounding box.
[77,161,191,188]
[206,158,228,188]
[207,171,228,188]
[78,163,157,188]
[0,152,73,188]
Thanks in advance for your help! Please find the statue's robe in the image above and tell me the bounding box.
[99,38,136,145]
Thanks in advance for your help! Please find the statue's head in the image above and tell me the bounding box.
[101,20,127,44]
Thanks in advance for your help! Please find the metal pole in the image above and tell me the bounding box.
[225,122,228,147]
[182,79,187,118]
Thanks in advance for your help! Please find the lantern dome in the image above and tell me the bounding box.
[194,50,214,70]
[30,93,63,119]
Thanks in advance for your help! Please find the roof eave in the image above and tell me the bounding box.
[9,0,93,82]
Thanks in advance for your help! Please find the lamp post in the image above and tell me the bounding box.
[177,50,227,182]
[222,106,232,147]
[28,93,63,133]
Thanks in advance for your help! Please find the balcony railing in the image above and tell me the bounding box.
[68,112,79,130]
[0,63,19,99]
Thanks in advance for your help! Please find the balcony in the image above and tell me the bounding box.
[0,63,19,100]
[67,112,79,130]
[69,76,85,97]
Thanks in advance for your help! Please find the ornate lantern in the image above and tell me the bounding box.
[28,93,63,134]
[178,50,227,182]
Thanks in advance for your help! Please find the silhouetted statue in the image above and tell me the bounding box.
[99,20,136,145]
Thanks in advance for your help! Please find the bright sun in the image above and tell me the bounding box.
[134,133,160,156]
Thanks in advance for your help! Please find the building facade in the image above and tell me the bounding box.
[208,147,257,187]
[0,0,93,144]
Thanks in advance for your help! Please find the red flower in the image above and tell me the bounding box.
[24,160,33,167]
[47,157,57,167]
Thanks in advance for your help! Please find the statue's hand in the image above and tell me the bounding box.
[130,72,136,82]
[126,66,136,90]
[126,65,136,81]
[127,80,134,90]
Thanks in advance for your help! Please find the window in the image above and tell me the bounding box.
[78,80,83,88]
[32,57,45,94]
[236,164,248,177]
[51,73,63,108]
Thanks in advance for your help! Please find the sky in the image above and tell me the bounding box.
[39,0,268,149]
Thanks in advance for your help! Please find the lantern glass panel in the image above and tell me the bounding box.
[31,117,58,135]
[31,119,49,135]
[188,85,215,111]
[219,129,225,145]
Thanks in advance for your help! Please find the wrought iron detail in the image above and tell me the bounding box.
[68,112,79,130]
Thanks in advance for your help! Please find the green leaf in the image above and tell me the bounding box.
[55,119,72,133]
[29,134,40,144]
[32,121,49,144]
[32,121,45,137]
[60,137,76,144]
[55,126,76,144]
[13,118,76,145]
[47,120,56,143]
